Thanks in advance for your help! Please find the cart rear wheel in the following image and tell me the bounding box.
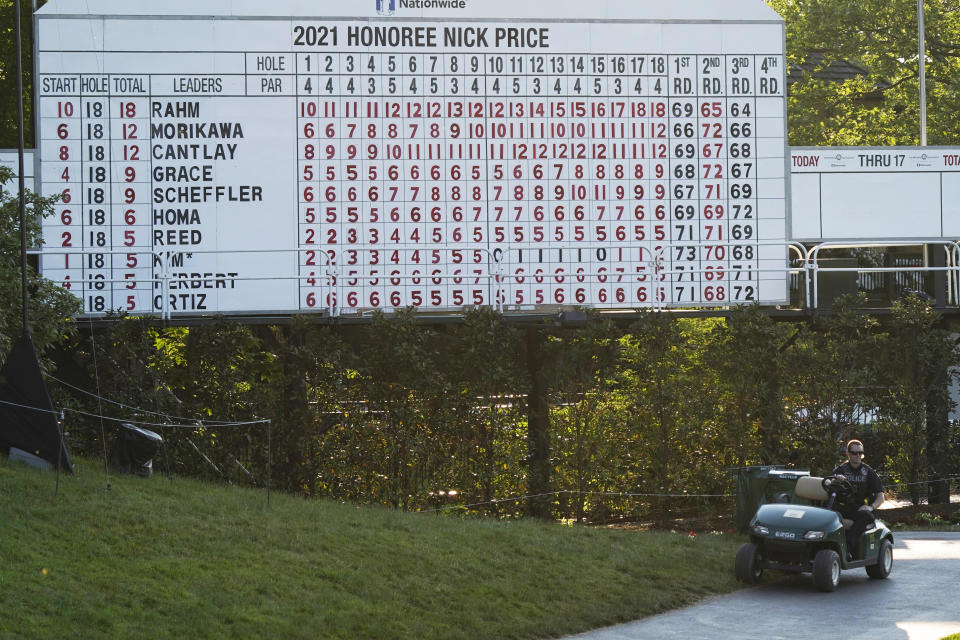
[866,539,893,579]
[813,549,840,592]
[735,542,763,584]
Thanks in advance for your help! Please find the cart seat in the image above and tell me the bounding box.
[794,476,853,528]
[795,475,828,500]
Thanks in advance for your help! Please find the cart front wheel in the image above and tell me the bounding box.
[735,542,763,584]
[813,549,840,592]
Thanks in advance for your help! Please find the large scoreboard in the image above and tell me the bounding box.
[34,0,788,317]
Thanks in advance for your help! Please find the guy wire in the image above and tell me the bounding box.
[88,320,111,491]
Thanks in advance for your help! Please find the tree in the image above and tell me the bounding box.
[783,295,883,474]
[55,318,280,488]
[0,1,78,358]
[439,308,525,516]
[547,313,620,522]
[873,297,959,504]
[706,305,795,466]
[769,0,960,145]
[615,313,724,524]
[0,0,46,148]
[0,166,80,358]
[348,310,452,509]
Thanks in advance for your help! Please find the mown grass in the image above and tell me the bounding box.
[0,458,742,639]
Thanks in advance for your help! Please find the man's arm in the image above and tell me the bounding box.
[860,492,884,512]
[862,468,885,511]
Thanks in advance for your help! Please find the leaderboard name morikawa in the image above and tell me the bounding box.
[153,185,263,203]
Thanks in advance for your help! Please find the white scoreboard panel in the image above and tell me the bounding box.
[791,147,960,241]
[35,0,788,317]
[0,149,36,195]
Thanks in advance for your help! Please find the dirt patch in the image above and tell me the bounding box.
[878,502,960,527]
[592,499,959,532]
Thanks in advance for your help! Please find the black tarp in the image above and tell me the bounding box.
[110,423,162,477]
[0,333,72,472]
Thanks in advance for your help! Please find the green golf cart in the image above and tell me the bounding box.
[735,475,894,592]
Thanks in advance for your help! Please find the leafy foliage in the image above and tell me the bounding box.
[770,0,960,145]
[0,0,42,148]
[49,300,959,518]
[0,166,81,357]
[873,297,960,502]
[781,295,885,473]
[706,304,793,466]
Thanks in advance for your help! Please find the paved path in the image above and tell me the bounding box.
[567,532,960,640]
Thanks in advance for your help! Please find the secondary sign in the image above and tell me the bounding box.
[791,147,960,241]
[35,0,788,317]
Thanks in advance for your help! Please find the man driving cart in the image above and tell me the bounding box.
[830,439,885,559]
[735,439,894,590]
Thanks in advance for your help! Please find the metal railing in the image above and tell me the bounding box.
[805,240,960,310]
[34,239,960,319]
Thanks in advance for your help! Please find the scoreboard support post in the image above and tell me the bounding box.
[15,0,29,336]
[525,327,550,520]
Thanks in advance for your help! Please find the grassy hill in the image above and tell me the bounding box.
[0,458,741,639]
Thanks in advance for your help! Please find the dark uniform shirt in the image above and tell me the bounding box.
[830,461,883,517]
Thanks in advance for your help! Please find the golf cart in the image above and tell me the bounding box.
[735,475,894,591]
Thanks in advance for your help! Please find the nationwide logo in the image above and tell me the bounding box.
[377,0,468,14]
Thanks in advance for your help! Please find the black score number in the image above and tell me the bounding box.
[293,25,338,47]
[88,295,106,312]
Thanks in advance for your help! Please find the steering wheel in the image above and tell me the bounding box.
[821,475,854,497]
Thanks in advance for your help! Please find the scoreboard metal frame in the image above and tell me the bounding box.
[34,0,789,319]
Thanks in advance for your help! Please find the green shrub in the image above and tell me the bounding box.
[916,511,948,525]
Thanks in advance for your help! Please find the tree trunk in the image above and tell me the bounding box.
[484,402,497,517]
[925,363,951,504]
[255,325,312,494]
[526,328,551,520]
[909,412,923,506]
